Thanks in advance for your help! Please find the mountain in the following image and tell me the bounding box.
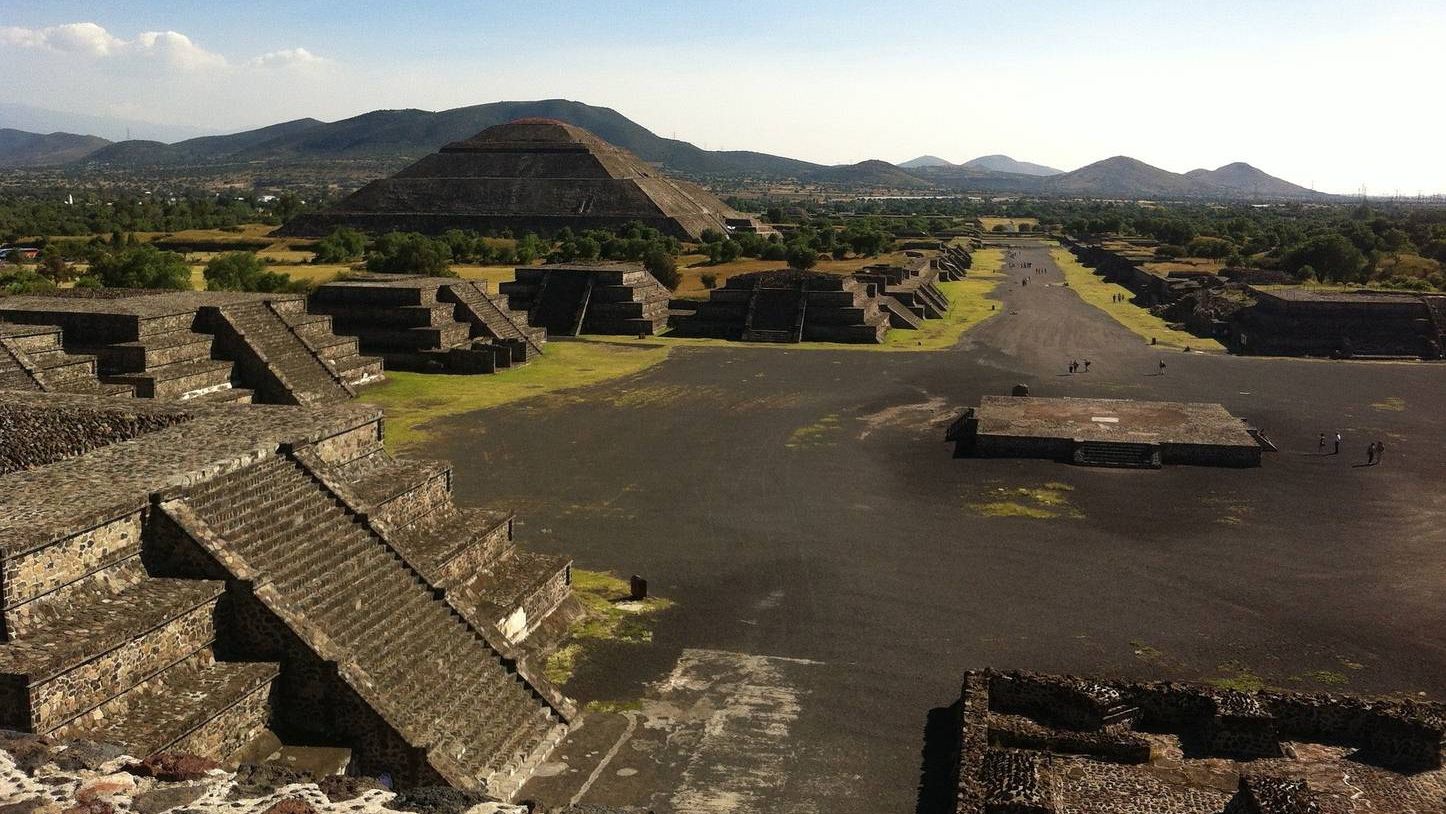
[0,129,111,166]
[898,155,954,169]
[1042,156,1220,198]
[0,102,212,143]
[811,159,937,189]
[82,119,325,166]
[960,154,1062,177]
[1184,162,1319,198]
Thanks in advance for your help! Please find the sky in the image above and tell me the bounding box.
[2,0,1443,194]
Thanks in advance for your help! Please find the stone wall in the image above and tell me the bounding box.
[0,403,189,475]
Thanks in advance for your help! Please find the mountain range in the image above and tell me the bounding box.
[0,99,1328,200]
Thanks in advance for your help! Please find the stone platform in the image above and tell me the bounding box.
[0,390,575,798]
[950,395,1263,467]
[499,263,670,336]
[0,290,382,405]
[951,669,1445,814]
[670,268,890,344]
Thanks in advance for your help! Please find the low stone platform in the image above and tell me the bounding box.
[0,390,575,797]
[499,263,670,336]
[309,274,545,373]
[670,269,890,344]
[950,395,1263,468]
[951,669,1445,814]
[0,290,382,404]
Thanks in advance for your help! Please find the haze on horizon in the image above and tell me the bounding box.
[2,0,1442,196]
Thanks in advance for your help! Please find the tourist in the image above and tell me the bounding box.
[1367,443,1376,465]
[1334,433,1342,455]
[1158,359,1166,375]
[1375,440,1386,465]
[1318,433,1327,453]
[1084,359,1091,372]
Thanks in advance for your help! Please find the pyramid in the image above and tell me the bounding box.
[283,118,755,240]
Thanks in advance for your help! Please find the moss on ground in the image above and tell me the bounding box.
[1050,247,1225,352]
[786,414,842,449]
[358,341,670,450]
[967,482,1082,520]
[1371,396,1406,411]
[1209,662,1268,693]
[542,569,673,687]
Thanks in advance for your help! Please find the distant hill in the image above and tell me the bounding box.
[1042,156,1221,198]
[897,155,954,169]
[0,129,111,167]
[0,102,213,143]
[960,154,1062,177]
[811,159,937,189]
[1184,162,1319,198]
[82,119,325,166]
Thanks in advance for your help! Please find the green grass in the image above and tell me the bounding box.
[359,342,671,449]
[785,414,842,449]
[1209,661,1268,693]
[542,569,674,686]
[1050,248,1225,352]
[967,482,1083,520]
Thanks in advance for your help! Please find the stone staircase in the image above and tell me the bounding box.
[877,295,925,330]
[175,452,567,794]
[501,265,670,336]
[438,281,545,363]
[207,301,355,406]
[88,320,239,401]
[1073,440,1161,469]
[742,287,805,343]
[0,324,133,397]
[268,299,385,387]
[0,573,278,761]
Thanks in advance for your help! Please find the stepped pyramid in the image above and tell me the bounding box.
[0,391,574,798]
[282,118,762,240]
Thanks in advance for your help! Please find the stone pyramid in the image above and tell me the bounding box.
[284,118,749,240]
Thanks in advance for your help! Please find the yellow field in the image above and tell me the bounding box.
[1050,248,1224,351]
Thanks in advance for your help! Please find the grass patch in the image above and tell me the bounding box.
[1209,662,1267,693]
[584,699,644,714]
[786,414,842,449]
[359,342,670,449]
[967,482,1083,520]
[1050,248,1225,352]
[542,569,674,686]
[1371,396,1406,411]
[1306,670,1350,686]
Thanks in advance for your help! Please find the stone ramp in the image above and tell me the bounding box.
[174,451,566,795]
[440,281,546,360]
[209,302,354,405]
[877,296,924,330]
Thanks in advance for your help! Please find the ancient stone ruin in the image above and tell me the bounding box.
[499,263,670,336]
[948,395,1266,468]
[0,291,382,405]
[1232,286,1445,360]
[671,269,891,344]
[852,254,952,329]
[282,118,770,240]
[953,669,1445,813]
[309,275,545,373]
[0,391,575,799]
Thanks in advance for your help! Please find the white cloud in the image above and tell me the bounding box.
[250,47,328,69]
[1,22,123,56]
[132,30,227,69]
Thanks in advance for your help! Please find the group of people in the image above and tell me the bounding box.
[1111,293,1127,303]
[1318,432,1388,465]
[1067,359,1092,374]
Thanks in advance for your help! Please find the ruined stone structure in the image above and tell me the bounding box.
[499,263,669,336]
[936,244,973,280]
[282,119,768,241]
[853,255,951,329]
[949,395,1264,468]
[1232,286,1445,360]
[952,669,1445,813]
[1061,235,1220,307]
[0,392,574,798]
[671,269,891,344]
[309,275,545,373]
[0,291,381,405]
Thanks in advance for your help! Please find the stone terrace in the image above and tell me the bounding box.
[0,390,574,799]
[953,669,1445,814]
[500,263,670,337]
[0,290,381,405]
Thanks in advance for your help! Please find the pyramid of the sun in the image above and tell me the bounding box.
[284,118,755,240]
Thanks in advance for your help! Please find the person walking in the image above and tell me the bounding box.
[1366,443,1376,465]
[1084,359,1091,372]
[1333,432,1342,455]
[1158,359,1166,375]
[1375,440,1385,465]
[1318,433,1326,453]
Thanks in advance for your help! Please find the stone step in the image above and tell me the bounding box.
[56,654,278,760]
[1074,441,1161,469]
[103,358,234,400]
[96,330,214,373]
[0,578,225,733]
[188,386,254,405]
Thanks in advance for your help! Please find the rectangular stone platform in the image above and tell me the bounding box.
[954,395,1262,468]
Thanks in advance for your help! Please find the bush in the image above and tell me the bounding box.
[644,248,680,290]
[365,232,452,276]
[700,272,719,289]
[761,243,787,261]
[0,266,58,294]
[87,246,191,290]
[204,251,306,293]
[312,228,367,263]
[1186,236,1235,259]
[1155,245,1184,259]
[786,244,818,270]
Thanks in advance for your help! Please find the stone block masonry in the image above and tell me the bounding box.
[0,391,578,799]
[500,263,669,337]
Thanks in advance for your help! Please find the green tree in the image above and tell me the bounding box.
[365,232,453,276]
[643,247,680,290]
[204,251,303,292]
[1283,234,1367,283]
[786,244,818,270]
[313,228,367,263]
[87,246,192,290]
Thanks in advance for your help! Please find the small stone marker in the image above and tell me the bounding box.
[630,575,648,600]
[1011,384,1030,397]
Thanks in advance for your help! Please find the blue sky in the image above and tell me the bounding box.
[2,1,1443,193]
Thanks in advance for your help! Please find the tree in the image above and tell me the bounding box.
[204,252,303,292]
[313,228,367,263]
[1282,234,1367,283]
[365,232,452,276]
[87,246,191,290]
[643,247,680,290]
[786,244,818,270]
